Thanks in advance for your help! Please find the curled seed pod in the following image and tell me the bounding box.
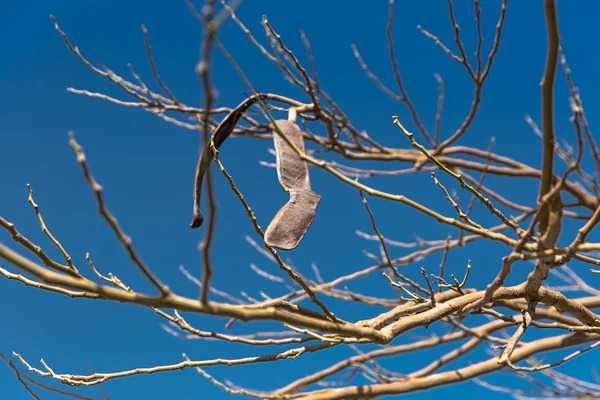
[190,93,271,228]
[190,97,320,251]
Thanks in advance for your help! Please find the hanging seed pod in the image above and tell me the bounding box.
[190,93,271,229]
[190,96,320,251]
[264,119,321,251]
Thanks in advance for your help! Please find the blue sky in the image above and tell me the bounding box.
[1,0,599,399]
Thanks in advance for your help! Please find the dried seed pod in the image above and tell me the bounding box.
[264,119,321,251]
[190,93,271,229]
[190,96,320,251]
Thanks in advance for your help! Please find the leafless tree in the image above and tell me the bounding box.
[2,0,600,398]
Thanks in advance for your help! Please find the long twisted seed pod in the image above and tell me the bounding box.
[190,96,320,251]
[264,119,321,250]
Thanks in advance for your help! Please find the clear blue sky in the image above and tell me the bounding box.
[1,1,599,399]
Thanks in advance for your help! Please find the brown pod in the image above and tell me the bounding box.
[190,97,321,252]
[190,94,271,229]
[271,119,311,192]
[264,189,321,251]
[265,119,321,251]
